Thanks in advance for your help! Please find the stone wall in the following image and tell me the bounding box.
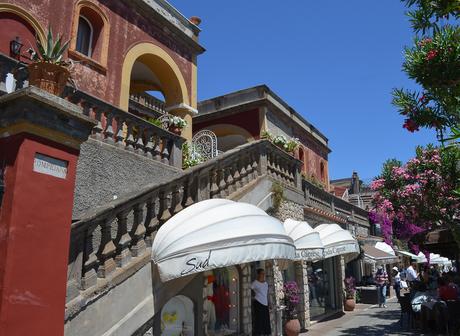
[241,264,252,335]
[271,200,304,222]
[73,138,181,219]
[295,260,310,329]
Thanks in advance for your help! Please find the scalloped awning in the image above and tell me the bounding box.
[152,199,296,282]
[283,219,324,261]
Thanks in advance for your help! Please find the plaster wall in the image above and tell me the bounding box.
[73,138,181,219]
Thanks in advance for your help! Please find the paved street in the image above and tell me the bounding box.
[302,299,421,336]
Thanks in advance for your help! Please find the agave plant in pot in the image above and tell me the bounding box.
[283,281,301,336]
[343,276,356,311]
[28,27,70,95]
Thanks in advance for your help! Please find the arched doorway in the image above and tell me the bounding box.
[199,124,254,152]
[120,43,194,139]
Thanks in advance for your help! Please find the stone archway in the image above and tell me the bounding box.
[120,42,195,139]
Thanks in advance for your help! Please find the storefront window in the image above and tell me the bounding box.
[204,267,240,335]
[308,258,337,319]
[161,295,194,335]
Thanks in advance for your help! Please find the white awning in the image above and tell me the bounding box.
[416,252,450,265]
[314,224,359,259]
[396,250,419,260]
[284,219,324,261]
[152,199,296,282]
[375,242,396,256]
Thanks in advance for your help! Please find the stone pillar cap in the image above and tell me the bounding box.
[0,86,96,149]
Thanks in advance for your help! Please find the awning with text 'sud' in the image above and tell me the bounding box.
[152,199,296,282]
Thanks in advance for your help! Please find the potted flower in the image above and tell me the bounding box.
[168,116,187,135]
[284,138,299,153]
[28,27,71,95]
[343,276,356,311]
[283,281,301,336]
[272,135,287,150]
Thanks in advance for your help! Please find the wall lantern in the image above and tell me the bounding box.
[10,37,23,59]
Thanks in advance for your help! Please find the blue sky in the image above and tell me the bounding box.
[175,1,438,180]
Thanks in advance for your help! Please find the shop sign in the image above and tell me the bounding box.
[295,249,323,261]
[33,153,68,179]
[323,243,358,258]
[180,251,212,276]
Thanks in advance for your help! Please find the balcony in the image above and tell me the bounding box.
[0,52,184,169]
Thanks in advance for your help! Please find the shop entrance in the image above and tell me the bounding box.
[308,257,337,319]
[204,266,240,335]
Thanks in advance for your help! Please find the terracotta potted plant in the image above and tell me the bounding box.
[283,281,301,336]
[28,27,70,96]
[343,276,356,311]
[168,115,187,135]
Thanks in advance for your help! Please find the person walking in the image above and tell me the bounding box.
[375,266,389,308]
[406,261,419,287]
[251,268,271,335]
[392,266,401,302]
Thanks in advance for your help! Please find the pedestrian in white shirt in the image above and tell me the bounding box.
[406,261,419,285]
[251,268,271,335]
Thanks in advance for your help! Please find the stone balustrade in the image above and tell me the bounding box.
[303,179,370,226]
[0,53,183,168]
[129,92,166,116]
[62,87,184,168]
[65,140,302,308]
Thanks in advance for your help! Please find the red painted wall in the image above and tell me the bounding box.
[0,133,79,336]
[194,108,261,138]
[0,0,195,106]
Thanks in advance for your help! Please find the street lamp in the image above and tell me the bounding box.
[10,36,23,59]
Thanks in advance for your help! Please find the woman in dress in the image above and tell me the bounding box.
[251,268,271,335]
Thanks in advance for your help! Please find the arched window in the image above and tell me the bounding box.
[320,161,325,182]
[70,2,109,69]
[76,16,93,57]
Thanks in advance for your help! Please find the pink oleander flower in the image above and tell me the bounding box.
[370,178,385,190]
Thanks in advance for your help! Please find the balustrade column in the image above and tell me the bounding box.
[115,115,125,146]
[161,138,171,165]
[158,190,172,224]
[145,195,160,247]
[115,210,132,267]
[218,168,227,197]
[144,130,154,159]
[125,121,136,151]
[103,110,114,143]
[225,166,234,195]
[92,108,103,139]
[210,169,219,198]
[131,203,147,257]
[171,184,184,215]
[81,223,99,289]
[135,126,146,155]
[97,217,117,278]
